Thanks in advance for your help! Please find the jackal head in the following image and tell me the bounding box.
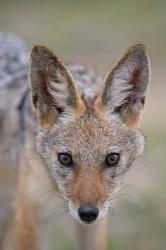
[29,44,150,224]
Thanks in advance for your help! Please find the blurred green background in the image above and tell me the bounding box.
[0,0,166,249]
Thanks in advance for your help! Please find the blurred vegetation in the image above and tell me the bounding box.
[0,0,165,249]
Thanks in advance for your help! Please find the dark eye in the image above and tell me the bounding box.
[58,153,73,166]
[105,153,120,167]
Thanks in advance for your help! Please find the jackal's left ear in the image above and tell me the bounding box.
[29,46,84,127]
[98,44,150,128]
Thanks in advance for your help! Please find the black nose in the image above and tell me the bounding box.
[78,206,99,223]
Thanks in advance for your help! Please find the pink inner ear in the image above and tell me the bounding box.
[130,69,141,87]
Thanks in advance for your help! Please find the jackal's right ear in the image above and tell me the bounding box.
[96,44,150,128]
[29,46,84,127]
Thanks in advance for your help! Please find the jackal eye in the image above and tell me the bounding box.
[105,153,120,167]
[58,153,73,166]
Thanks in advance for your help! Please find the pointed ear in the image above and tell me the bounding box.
[97,44,150,128]
[29,46,84,127]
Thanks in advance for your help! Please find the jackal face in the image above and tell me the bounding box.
[29,44,150,224]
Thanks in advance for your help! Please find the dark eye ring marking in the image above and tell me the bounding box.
[58,153,73,167]
[104,153,120,167]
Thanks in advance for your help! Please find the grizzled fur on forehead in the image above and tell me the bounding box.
[36,110,145,172]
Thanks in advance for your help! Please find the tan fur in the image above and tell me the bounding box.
[75,218,108,250]
[15,130,59,250]
[74,98,86,119]
[122,112,142,128]
[69,167,108,207]
[94,97,107,118]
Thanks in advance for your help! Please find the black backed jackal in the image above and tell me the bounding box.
[0,33,150,250]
